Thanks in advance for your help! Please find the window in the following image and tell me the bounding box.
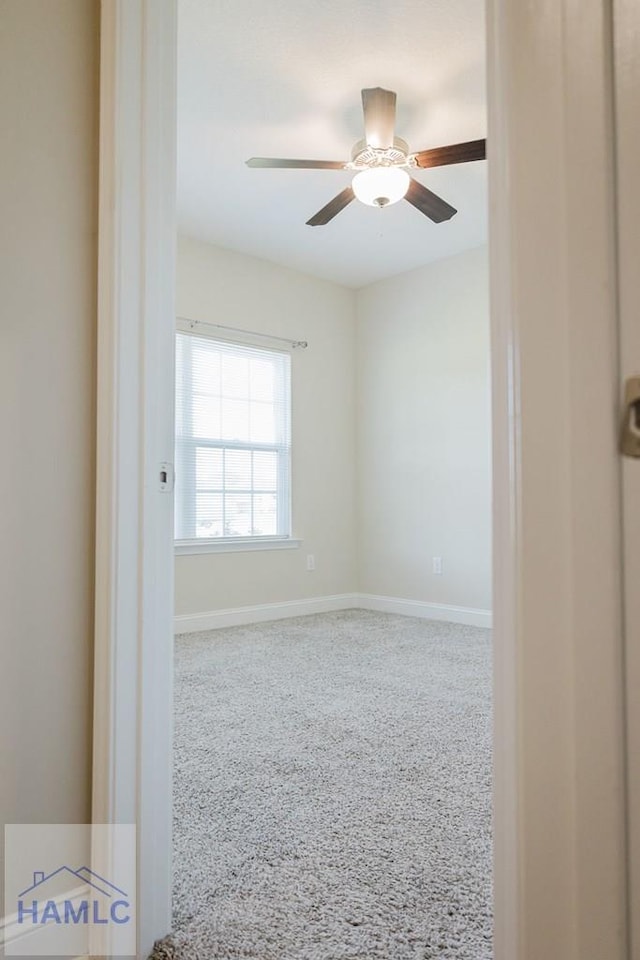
[175,331,292,546]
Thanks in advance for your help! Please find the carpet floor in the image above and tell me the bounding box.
[171,610,492,960]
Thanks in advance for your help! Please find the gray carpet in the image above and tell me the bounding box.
[170,610,492,960]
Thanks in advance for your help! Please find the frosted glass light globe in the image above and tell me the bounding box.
[352,167,410,207]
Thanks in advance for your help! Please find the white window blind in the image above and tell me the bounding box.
[175,331,291,543]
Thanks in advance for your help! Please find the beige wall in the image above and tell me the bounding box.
[356,247,491,611]
[175,236,358,614]
[0,0,98,860]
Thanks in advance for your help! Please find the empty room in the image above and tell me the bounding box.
[4,2,638,960]
[170,1,491,957]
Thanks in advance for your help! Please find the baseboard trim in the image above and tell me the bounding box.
[174,594,360,633]
[357,593,492,629]
[175,593,492,633]
[0,883,89,952]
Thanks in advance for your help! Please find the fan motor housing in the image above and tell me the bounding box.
[350,137,413,169]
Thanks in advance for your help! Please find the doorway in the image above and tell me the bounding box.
[93,2,633,958]
[170,2,491,955]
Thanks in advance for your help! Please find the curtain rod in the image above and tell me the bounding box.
[176,315,308,349]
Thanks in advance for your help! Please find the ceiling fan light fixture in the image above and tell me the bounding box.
[352,166,410,208]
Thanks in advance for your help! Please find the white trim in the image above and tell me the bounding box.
[613,1,640,953]
[486,3,519,956]
[358,594,492,629]
[174,594,491,634]
[175,594,360,633]
[93,2,176,959]
[1,885,90,953]
[175,536,302,555]
[488,1,628,958]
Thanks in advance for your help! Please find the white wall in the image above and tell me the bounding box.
[356,247,491,612]
[175,236,358,615]
[175,240,490,619]
[0,0,98,864]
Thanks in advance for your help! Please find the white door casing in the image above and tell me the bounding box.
[488,0,628,957]
[613,0,640,955]
[94,1,631,958]
[94,1,176,957]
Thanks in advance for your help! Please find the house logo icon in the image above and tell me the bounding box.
[16,866,131,926]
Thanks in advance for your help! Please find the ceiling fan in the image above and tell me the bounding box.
[246,87,486,227]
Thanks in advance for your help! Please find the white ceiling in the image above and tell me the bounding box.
[177,0,487,288]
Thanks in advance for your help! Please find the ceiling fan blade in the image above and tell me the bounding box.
[405,178,457,223]
[361,87,397,150]
[306,186,355,226]
[413,139,486,169]
[246,157,346,169]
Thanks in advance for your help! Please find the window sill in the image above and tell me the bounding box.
[175,537,302,556]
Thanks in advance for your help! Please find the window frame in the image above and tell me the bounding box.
[174,323,295,552]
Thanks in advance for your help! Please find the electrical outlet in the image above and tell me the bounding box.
[306,554,315,572]
[432,556,443,575]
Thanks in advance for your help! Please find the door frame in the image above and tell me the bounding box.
[94,1,630,958]
[613,0,640,955]
[487,2,628,957]
[94,2,176,956]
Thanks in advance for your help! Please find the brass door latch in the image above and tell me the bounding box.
[621,376,640,458]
